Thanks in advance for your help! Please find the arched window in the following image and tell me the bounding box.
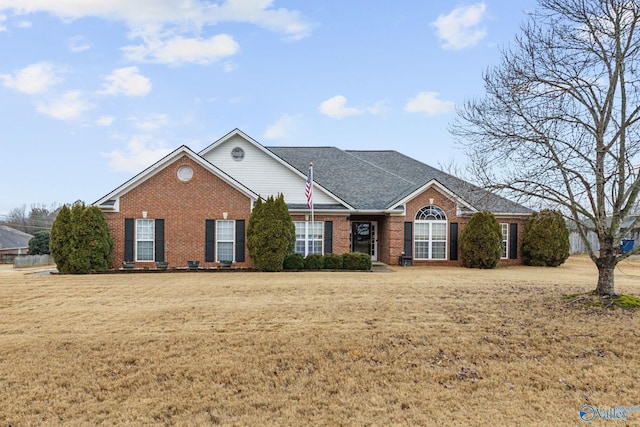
[414,205,447,260]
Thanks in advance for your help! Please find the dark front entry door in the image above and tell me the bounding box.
[352,222,371,255]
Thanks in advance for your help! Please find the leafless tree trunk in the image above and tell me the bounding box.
[452,0,640,297]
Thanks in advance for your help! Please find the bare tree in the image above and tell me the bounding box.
[452,0,640,297]
[0,203,61,234]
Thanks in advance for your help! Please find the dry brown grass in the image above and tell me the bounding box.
[0,256,639,426]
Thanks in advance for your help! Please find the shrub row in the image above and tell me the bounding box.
[460,209,570,269]
[283,252,372,271]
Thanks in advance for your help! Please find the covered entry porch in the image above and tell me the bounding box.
[348,215,390,263]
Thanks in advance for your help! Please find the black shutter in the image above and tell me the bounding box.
[509,223,518,259]
[404,222,413,257]
[450,222,459,261]
[155,219,165,262]
[205,220,215,262]
[235,220,245,262]
[124,218,134,262]
[324,221,333,254]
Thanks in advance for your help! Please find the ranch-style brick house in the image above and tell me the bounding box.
[95,129,532,269]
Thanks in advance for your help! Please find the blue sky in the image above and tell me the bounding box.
[0,0,536,216]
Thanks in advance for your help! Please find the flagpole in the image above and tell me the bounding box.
[310,163,314,246]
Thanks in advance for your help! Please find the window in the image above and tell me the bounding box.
[294,221,324,256]
[216,220,235,262]
[136,219,154,261]
[414,205,447,260]
[177,166,193,181]
[501,223,509,259]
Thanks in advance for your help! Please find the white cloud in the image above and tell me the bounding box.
[96,116,114,126]
[16,20,31,28]
[223,60,238,73]
[404,91,454,115]
[263,113,296,140]
[0,2,312,65]
[35,90,94,120]
[319,95,363,119]
[102,135,173,173]
[0,14,6,31]
[68,35,91,52]
[319,95,387,119]
[99,66,151,96]
[366,101,388,117]
[122,34,239,66]
[212,0,313,41]
[432,3,488,50]
[131,113,168,132]
[0,1,312,42]
[0,62,61,94]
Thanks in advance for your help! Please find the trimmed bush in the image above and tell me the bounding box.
[460,211,502,269]
[28,231,51,255]
[521,209,570,267]
[304,254,325,270]
[323,253,344,270]
[342,252,372,271]
[50,204,72,273]
[50,203,113,274]
[283,253,305,270]
[246,194,295,272]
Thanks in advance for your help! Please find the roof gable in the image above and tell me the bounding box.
[199,129,352,209]
[346,150,532,214]
[94,145,258,210]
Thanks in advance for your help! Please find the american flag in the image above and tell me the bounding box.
[305,164,313,209]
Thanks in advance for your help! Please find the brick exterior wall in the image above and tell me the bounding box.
[104,155,253,269]
[103,158,529,269]
[290,214,351,255]
[388,186,529,267]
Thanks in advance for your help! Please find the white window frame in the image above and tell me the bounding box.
[216,220,235,262]
[501,223,509,259]
[136,219,154,262]
[414,206,447,260]
[294,221,324,257]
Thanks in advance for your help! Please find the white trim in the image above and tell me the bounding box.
[413,208,448,260]
[293,220,324,256]
[391,179,477,213]
[199,129,355,210]
[500,223,509,259]
[491,213,533,218]
[94,145,258,209]
[135,218,155,262]
[216,219,235,262]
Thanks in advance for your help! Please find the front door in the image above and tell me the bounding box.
[351,221,378,261]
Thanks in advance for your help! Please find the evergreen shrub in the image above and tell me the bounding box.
[521,209,570,267]
[342,252,372,270]
[246,195,295,271]
[459,211,502,269]
[323,253,344,270]
[28,231,51,255]
[50,203,113,274]
[50,204,72,273]
[304,253,325,270]
[283,253,305,270]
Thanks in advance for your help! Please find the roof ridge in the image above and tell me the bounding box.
[345,150,416,186]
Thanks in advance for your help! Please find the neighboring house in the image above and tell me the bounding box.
[95,129,532,269]
[0,225,32,263]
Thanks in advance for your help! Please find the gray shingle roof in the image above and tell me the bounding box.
[0,226,32,250]
[267,146,531,214]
